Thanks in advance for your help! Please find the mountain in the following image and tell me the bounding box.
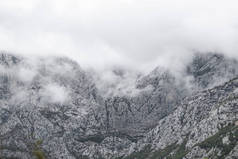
[187,53,238,89]
[121,77,238,159]
[0,52,237,159]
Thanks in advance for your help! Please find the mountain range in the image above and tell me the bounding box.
[0,52,237,159]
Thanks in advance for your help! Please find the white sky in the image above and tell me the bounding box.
[0,0,238,71]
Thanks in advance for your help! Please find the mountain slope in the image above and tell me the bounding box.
[0,52,238,159]
[122,77,238,159]
[0,54,104,159]
[187,53,238,89]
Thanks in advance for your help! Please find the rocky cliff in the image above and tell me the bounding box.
[0,52,237,159]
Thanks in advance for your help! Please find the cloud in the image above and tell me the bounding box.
[17,67,37,82]
[92,68,144,97]
[0,0,238,72]
[40,83,69,104]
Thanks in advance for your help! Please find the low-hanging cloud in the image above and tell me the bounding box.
[40,83,69,104]
[0,0,238,72]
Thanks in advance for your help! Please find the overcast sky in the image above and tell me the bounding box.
[0,0,238,71]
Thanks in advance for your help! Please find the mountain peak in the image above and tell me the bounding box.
[0,52,238,159]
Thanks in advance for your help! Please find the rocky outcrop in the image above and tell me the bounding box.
[187,53,238,89]
[121,77,238,159]
[0,52,238,159]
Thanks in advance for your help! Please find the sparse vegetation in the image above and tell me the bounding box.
[196,124,238,159]
[150,143,177,159]
[33,150,45,159]
[123,145,152,159]
[119,139,188,159]
[168,140,188,159]
[119,123,238,159]
[33,139,46,159]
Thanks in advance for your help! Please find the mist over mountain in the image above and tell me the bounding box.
[1,0,238,72]
[0,52,237,159]
[1,0,238,158]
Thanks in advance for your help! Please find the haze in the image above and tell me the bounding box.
[0,0,238,72]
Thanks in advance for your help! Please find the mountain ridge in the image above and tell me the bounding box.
[0,52,238,158]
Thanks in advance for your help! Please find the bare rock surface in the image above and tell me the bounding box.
[0,52,238,159]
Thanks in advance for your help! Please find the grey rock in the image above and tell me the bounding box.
[0,52,238,159]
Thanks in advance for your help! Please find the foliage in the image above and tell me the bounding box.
[150,143,177,159]
[168,140,188,159]
[33,150,45,159]
[120,139,188,159]
[123,145,152,159]
[196,124,238,159]
[33,139,46,159]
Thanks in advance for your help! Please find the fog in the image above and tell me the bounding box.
[40,83,69,104]
[0,0,238,73]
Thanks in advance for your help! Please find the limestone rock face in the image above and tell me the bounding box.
[0,52,238,159]
[187,53,238,89]
[123,77,238,159]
